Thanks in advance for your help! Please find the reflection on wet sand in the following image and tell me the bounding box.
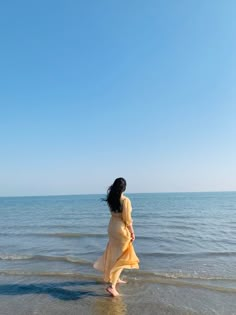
[92,295,127,315]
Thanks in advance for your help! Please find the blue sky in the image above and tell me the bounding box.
[0,0,235,196]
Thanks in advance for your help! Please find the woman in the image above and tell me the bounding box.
[94,177,139,297]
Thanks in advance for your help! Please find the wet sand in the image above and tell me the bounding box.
[0,275,236,315]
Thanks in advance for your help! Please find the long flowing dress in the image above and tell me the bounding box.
[93,197,139,284]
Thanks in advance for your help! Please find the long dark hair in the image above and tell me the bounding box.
[105,178,127,213]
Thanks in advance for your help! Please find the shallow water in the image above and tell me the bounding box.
[0,192,236,314]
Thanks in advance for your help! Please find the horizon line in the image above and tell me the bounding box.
[0,190,236,198]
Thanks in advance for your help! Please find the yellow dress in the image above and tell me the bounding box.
[94,197,139,283]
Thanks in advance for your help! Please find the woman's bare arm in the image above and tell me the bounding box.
[127,224,135,241]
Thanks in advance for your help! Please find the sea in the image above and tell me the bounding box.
[0,192,236,315]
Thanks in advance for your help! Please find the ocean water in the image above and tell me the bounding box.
[0,192,236,315]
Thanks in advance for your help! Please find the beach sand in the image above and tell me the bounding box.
[0,275,235,315]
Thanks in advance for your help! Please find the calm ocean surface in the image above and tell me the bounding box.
[0,192,236,315]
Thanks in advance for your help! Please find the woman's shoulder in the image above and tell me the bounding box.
[121,196,131,204]
[121,195,129,200]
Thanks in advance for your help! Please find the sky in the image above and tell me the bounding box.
[0,0,235,196]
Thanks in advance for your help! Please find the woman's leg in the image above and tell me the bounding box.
[117,278,127,284]
[106,268,123,297]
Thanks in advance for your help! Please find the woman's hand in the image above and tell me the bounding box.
[130,232,135,242]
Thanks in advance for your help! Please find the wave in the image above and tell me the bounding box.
[2,254,235,283]
[129,270,236,293]
[0,254,92,265]
[0,232,107,238]
[0,232,156,241]
[135,270,236,281]
[140,251,236,258]
[0,270,99,280]
[45,232,106,238]
[1,251,210,264]
[159,225,197,230]
[1,269,236,293]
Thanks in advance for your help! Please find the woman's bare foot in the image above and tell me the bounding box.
[106,286,120,297]
[117,278,127,284]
